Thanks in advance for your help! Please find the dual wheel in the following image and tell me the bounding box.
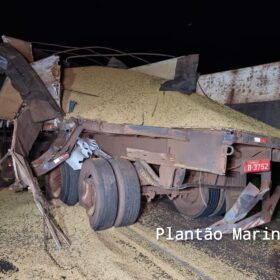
[46,160,225,227]
[79,158,141,230]
[45,162,80,206]
[172,187,226,218]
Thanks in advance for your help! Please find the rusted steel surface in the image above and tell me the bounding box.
[133,160,160,186]
[227,145,272,173]
[186,170,246,188]
[2,35,33,62]
[234,130,280,149]
[79,177,95,209]
[158,166,176,188]
[84,121,280,177]
[173,168,186,187]
[142,186,185,198]
[15,109,41,157]
[168,130,229,174]
[32,124,83,176]
[33,118,280,179]
[82,120,189,141]
[127,148,174,166]
[83,119,280,149]
[92,129,229,175]
[197,61,280,104]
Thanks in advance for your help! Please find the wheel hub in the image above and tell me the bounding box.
[81,177,95,211]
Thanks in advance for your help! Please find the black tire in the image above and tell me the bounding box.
[173,187,221,218]
[109,158,141,227]
[79,158,118,231]
[59,162,80,206]
[210,188,226,217]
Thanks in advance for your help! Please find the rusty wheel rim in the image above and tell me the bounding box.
[47,167,62,198]
[80,177,96,215]
[173,187,209,218]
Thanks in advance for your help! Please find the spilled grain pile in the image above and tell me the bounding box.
[62,66,280,138]
[0,189,256,280]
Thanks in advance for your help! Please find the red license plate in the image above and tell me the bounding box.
[243,159,271,173]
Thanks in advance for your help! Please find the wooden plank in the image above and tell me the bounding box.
[197,61,280,104]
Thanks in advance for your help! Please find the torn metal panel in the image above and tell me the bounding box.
[107,57,127,69]
[31,55,61,106]
[131,57,181,79]
[14,109,41,157]
[0,44,63,122]
[223,182,268,224]
[0,78,22,119]
[197,61,280,104]
[0,55,62,119]
[2,35,34,62]
[191,181,280,236]
[32,123,83,176]
[160,54,199,94]
[10,118,70,249]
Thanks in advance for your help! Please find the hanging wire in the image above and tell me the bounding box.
[56,47,149,63]
[197,79,226,107]
[32,41,174,63]
[65,52,175,63]
[197,80,211,99]
[32,41,88,49]
[32,41,111,61]
[38,48,105,66]
[32,41,175,65]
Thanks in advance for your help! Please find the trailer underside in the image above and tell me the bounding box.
[30,118,280,234]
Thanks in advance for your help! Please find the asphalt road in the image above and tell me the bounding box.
[0,189,279,279]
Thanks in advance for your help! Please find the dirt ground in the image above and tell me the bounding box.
[0,189,278,280]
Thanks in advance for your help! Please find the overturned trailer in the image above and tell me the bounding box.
[0,37,280,244]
